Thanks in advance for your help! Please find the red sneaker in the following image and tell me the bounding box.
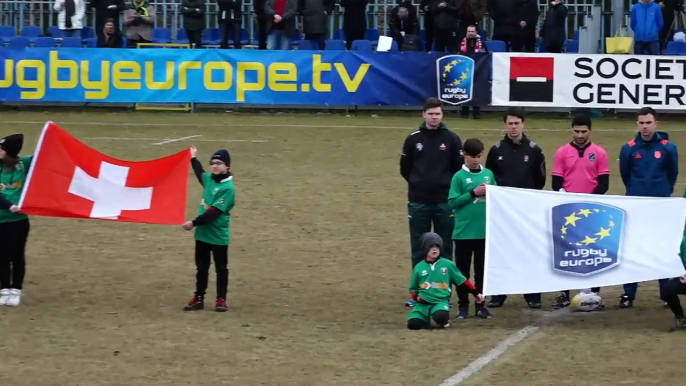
[183,296,204,311]
[215,297,228,312]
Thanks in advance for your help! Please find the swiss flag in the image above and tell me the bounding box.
[18,122,191,225]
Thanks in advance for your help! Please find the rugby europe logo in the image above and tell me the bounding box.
[551,202,626,276]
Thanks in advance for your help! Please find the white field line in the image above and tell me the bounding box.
[438,307,570,386]
[152,135,201,145]
[1,120,679,132]
[83,137,268,143]
[438,326,539,386]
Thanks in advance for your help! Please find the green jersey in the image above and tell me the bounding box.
[408,257,467,303]
[0,156,32,223]
[447,165,496,240]
[194,173,236,246]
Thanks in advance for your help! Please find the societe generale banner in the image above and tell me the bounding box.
[491,53,686,110]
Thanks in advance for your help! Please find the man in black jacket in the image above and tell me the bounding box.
[484,107,547,309]
[400,97,464,306]
[429,0,460,52]
[218,0,242,49]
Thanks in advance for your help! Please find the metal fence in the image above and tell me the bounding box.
[1,0,629,47]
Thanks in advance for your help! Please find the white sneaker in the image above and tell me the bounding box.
[6,289,21,307]
[0,289,10,306]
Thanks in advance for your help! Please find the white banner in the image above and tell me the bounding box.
[483,186,686,296]
[491,53,686,110]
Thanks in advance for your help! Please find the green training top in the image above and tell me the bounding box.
[0,156,33,223]
[408,257,467,303]
[447,164,496,240]
[194,173,236,246]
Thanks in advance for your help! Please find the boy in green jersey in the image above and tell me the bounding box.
[182,147,236,313]
[448,138,496,320]
[407,232,485,330]
[0,134,33,307]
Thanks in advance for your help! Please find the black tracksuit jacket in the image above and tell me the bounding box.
[484,134,546,190]
[400,123,464,204]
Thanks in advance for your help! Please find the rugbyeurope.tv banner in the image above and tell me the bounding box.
[0,48,492,106]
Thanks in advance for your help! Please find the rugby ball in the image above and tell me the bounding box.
[570,292,604,312]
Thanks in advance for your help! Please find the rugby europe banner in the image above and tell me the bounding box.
[491,53,686,110]
[0,49,491,106]
[18,122,191,225]
[483,186,686,296]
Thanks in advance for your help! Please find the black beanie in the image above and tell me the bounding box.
[0,134,24,158]
[211,149,231,166]
[420,232,443,256]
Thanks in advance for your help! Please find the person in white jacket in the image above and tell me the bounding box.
[54,0,86,38]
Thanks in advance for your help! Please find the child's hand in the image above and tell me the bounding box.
[189,146,197,158]
[475,294,485,303]
[473,184,486,197]
[679,275,686,284]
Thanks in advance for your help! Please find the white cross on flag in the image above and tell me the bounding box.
[18,122,191,225]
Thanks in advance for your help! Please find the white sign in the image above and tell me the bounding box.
[491,53,686,110]
[68,161,153,219]
[483,185,686,296]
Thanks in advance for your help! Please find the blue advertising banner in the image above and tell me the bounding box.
[0,48,491,106]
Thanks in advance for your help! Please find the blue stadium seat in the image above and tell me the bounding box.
[477,28,487,38]
[152,27,172,43]
[34,36,56,47]
[538,41,547,52]
[48,26,63,38]
[239,28,250,45]
[176,28,189,43]
[334,29,345,41]
[61,37,83,47]
[565,39,579,53]
[325,39,346,50]
[573,29,579,41]
[666,41,686,55]
[201,28,220,45]
[8,36,30,49]
[84,37,98,47]
[20,26,41,42]
[298,39,320,50]
[365,29,380,42]
[81,26,95,41]
[351,39,372,52]
[485,39,506,52]
[390,40,399,52]
[0,26,16,39]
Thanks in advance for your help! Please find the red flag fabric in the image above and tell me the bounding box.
[18,122,190,225]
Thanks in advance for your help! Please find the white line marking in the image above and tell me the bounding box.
[84,137,268,143]
[438,326,539,386]
[2,120,678,133]
[439,307,570,386]
[153,135,201,145]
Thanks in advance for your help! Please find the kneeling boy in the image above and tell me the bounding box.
[407,232,485,330]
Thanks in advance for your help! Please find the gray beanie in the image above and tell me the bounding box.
[419,232,443,256]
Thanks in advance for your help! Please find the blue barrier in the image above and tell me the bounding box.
[0,48,492,106]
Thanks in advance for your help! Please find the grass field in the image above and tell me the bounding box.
[0,109,684,386]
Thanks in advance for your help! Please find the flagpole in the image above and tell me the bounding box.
[17,121,51,209]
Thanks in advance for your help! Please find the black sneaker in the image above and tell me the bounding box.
[456,307,469,319]
[669,317,686,331]
[476,308,493,319]
[183,296,204,311]
[488,298,504,308]
[528,301,542,309]
[552,294,571,309]
[615,295,633,309]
